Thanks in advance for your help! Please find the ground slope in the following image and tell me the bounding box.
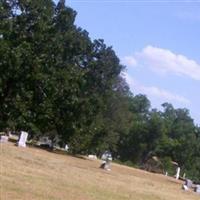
[0,142,199,200]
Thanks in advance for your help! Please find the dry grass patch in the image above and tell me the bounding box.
[0,142,199,200]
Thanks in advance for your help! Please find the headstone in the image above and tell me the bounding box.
[0,135,8,143]
[185,179,193,188]
[104,160,111,171]
[175,167,180,180]
[65,144,69,151]
[100,160,111,170]
[100,151,112,171]
[88,155,97,160]
[8,131,12,138]
[101,151,112,161]
[195,185,200,193]
[182,184,189,191]
[18,131,28,147]
[37,136,52,148]
[100,161,106,169]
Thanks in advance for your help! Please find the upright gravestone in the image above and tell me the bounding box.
[18,131,28,147]
[182,184,189,191]
[65,144,69,151]
[175,167,180,180]
[185,179,193,188]
[0,135,8,143]
[195,185,200,193]
[100,151,112,171]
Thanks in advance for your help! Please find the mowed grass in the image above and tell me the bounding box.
[0,142,199,200]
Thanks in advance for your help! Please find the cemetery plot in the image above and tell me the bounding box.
[1,143,200,200]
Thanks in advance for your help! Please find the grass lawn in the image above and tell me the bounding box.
[0,142,199,200]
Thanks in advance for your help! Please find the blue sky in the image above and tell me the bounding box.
[64,0,200,125]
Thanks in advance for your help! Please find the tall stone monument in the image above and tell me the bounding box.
[18,131,28,147]
[175,167,180,180]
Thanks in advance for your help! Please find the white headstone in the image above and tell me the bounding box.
[88,155,97,160]
[101,151,112,161]
[175,167,180,180]
[0,136,8,143]
[37,136,52,147]
[195,185,200,193]
[18,131,28,147]
[8,131,12,137]
[182,184,189,191]
[65,144,69,151]
[104,160,111,171]
[185,179,193,188]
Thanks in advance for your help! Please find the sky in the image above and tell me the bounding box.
[63,0,200,125]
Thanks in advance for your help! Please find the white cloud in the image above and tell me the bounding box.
[123,73,190,105]
[124,46,200,80]
[139,85,190,105]
[122,56,137,67]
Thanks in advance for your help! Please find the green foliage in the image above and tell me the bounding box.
[161,157,175,176]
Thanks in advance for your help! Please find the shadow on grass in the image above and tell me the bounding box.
[8,139,88,161]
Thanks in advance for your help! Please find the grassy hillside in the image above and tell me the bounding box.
[0,142,199,200]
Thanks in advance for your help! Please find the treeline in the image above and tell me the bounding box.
[1,0,200,181]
